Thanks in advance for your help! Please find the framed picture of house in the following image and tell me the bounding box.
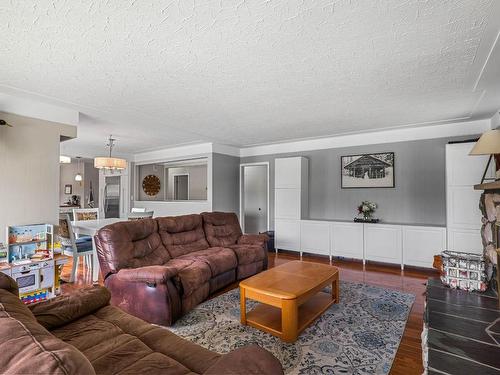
[341,152,395,188]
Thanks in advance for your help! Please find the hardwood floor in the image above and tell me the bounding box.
[60,251,438,375]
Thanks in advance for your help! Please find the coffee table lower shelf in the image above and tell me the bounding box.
[244,291,335,341]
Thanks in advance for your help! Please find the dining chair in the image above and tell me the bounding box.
[58,214,94,283]
[72,208,99,222]
[131,207,147,213]
[128,211,154,220]
[72,208,99,267]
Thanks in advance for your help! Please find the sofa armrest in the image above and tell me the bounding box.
[29,286,110,330]
[0,272,19,296]
[203,345,283,375]
[237,233,269,247]
[115,265,180,285]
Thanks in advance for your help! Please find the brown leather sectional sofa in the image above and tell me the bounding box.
[95,212,269,326]
[0,273,283,375]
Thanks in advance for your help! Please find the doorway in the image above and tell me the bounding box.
[173,174,189,200]
[240,163,269,234]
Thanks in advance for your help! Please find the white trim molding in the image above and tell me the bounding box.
[0,92,79,126]
[239,119,491,157]
[130,118,492,160]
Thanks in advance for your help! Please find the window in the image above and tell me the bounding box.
[136,158,208,201]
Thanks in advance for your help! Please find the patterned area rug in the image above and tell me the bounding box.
[167,281,415,374]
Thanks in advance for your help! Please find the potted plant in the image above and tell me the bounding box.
[357,201,378,222]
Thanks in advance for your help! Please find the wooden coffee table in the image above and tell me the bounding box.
[239,260,339,343]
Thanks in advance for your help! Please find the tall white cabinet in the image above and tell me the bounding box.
[274,157,308,252]
[446,142,491,254]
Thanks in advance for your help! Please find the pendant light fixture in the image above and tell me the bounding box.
[94,135,127,170]
[75,157,83,183]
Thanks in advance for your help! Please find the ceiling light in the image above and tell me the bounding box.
[60,155,71,164]
[94,135,127,170]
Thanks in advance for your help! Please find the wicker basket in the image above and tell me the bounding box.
[440,250,489,292]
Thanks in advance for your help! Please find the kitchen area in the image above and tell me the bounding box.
[59,156,129,219]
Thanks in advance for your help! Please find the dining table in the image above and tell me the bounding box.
[71,218,123,282]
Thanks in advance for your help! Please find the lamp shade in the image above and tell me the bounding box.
[469,130,500,155]
[94,157,127,170]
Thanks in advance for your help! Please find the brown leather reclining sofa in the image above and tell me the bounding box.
[95,212,268,326]
[0,273,283,375]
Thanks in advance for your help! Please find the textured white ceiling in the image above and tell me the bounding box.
[1,0,500,154]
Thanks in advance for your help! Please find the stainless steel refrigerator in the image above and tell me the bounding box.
[103,176,121,218]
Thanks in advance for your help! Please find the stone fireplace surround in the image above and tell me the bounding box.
[479,188,500,294]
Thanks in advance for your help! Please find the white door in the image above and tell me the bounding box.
[241,164,268,233]
[446,142,491,253]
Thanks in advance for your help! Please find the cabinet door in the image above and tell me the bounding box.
[275,219,300,251]
[331,222,364,259]
[445,143,489,253]
[403,226,446,268]
[300,221,330,256]
[275,158,302,189]
[447,186,483,229]
[364,224,402,265]
[275,189,301,219]
[447,228,482,254]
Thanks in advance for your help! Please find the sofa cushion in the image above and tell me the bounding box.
[52,305,220,374]
[201,212,242,247]
[227,244,266,265]
[95,219,171,277]
[29,286,111,330]
[0,289,96,375]
[157,215,209,258]
[175,261,212,297]
[178,247,237,276]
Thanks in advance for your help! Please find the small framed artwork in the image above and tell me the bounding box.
[64,184,72,194]
[341,152,395,188]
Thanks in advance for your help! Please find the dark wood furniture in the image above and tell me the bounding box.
[424,278,500,374]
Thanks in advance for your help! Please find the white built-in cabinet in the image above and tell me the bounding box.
[330,222,364,260]
[364,223,403,267]
[273,156,449,269]
[403,226,446,268]
[278,220,446,269]
[300,221,330,256]
[274,157,309,252]
[446,142,491,254]
[275,219,301,251]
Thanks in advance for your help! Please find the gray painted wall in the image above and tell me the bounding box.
[241,136,477,228]
[212,153,240,215]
